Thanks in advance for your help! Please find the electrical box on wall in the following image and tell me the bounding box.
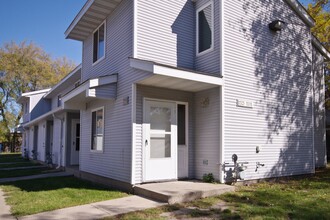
[203,160,208,165]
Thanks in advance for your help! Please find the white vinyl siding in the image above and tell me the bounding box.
[223,0,314,181]
[194,87,220,180]
[136,0,195,70]
[80,0,147,183]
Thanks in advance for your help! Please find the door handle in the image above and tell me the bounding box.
[145,140,148,146]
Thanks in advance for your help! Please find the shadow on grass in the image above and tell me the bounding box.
[221,166,330,219]
[0,167,52,179]
[0,153,25,163]
[1,176,116,192]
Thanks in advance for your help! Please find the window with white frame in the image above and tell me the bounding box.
[196,2,214,55]
[93,22,105,63]
[91,107,104,151]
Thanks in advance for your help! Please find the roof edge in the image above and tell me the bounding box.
[64,0,94,39]
[17,88,51,103]
[312,36,330,61]
[284,0,315,27]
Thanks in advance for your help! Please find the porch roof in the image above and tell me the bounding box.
[129,58,224,92]
[21,107,64,128]
[62,74,117,110]
[44,64,82,99]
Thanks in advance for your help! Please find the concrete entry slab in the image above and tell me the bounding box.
[134,180,235,204]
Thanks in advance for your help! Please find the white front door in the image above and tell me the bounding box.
[144,100,177,182]
[71,119,80,165]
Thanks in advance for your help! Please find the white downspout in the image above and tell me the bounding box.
[219,0,225,183]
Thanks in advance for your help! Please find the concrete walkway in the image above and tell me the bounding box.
[0,172,72,183]
[0,189,15,220]
[18,196,165,220]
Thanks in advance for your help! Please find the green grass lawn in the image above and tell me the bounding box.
[0,153,25,163]
[0,176,128,216]
[0,161,42,169]
[107,164,330,220]
[0,167,53,179]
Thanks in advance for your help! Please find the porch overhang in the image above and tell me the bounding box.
[130,58,224,92]
[62,74,117,110]
[65,0,123,41]
[21,107,65,128]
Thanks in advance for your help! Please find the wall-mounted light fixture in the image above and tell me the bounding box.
[269,20,286,32]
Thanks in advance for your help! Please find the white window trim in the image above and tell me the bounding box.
[92,20,106,66]
[90,106,105,153]
[196,1,214,56]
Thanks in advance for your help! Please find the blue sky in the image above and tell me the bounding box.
[0,0,86,65]
[0,0,314,65]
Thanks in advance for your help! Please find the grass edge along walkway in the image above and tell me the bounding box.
[0,176,129,217]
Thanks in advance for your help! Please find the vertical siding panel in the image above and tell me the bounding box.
[313,47,326,167]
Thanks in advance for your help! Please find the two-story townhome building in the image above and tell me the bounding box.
[18,89,51,160]
[18,65,81,166]
[19,0,329,191]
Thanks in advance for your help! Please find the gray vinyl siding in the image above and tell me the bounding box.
[195,0,221,75]
[135,85,195,184]
[194,87,220,180]
[79,0,146,183]
[89,84,117,99]
[29,93,51,121]
[223,0,314,181]
[137,0,195,70]
[136,0,220,75]
[313,46,326,167]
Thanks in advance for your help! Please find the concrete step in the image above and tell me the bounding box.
[134,180,235,204]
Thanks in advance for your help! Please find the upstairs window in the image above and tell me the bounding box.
[197,2,214,55]
[93,22,105,64]
[91,107,104,151]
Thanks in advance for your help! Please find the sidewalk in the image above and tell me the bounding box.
[0,189,16,220]
[18,195,165,220]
